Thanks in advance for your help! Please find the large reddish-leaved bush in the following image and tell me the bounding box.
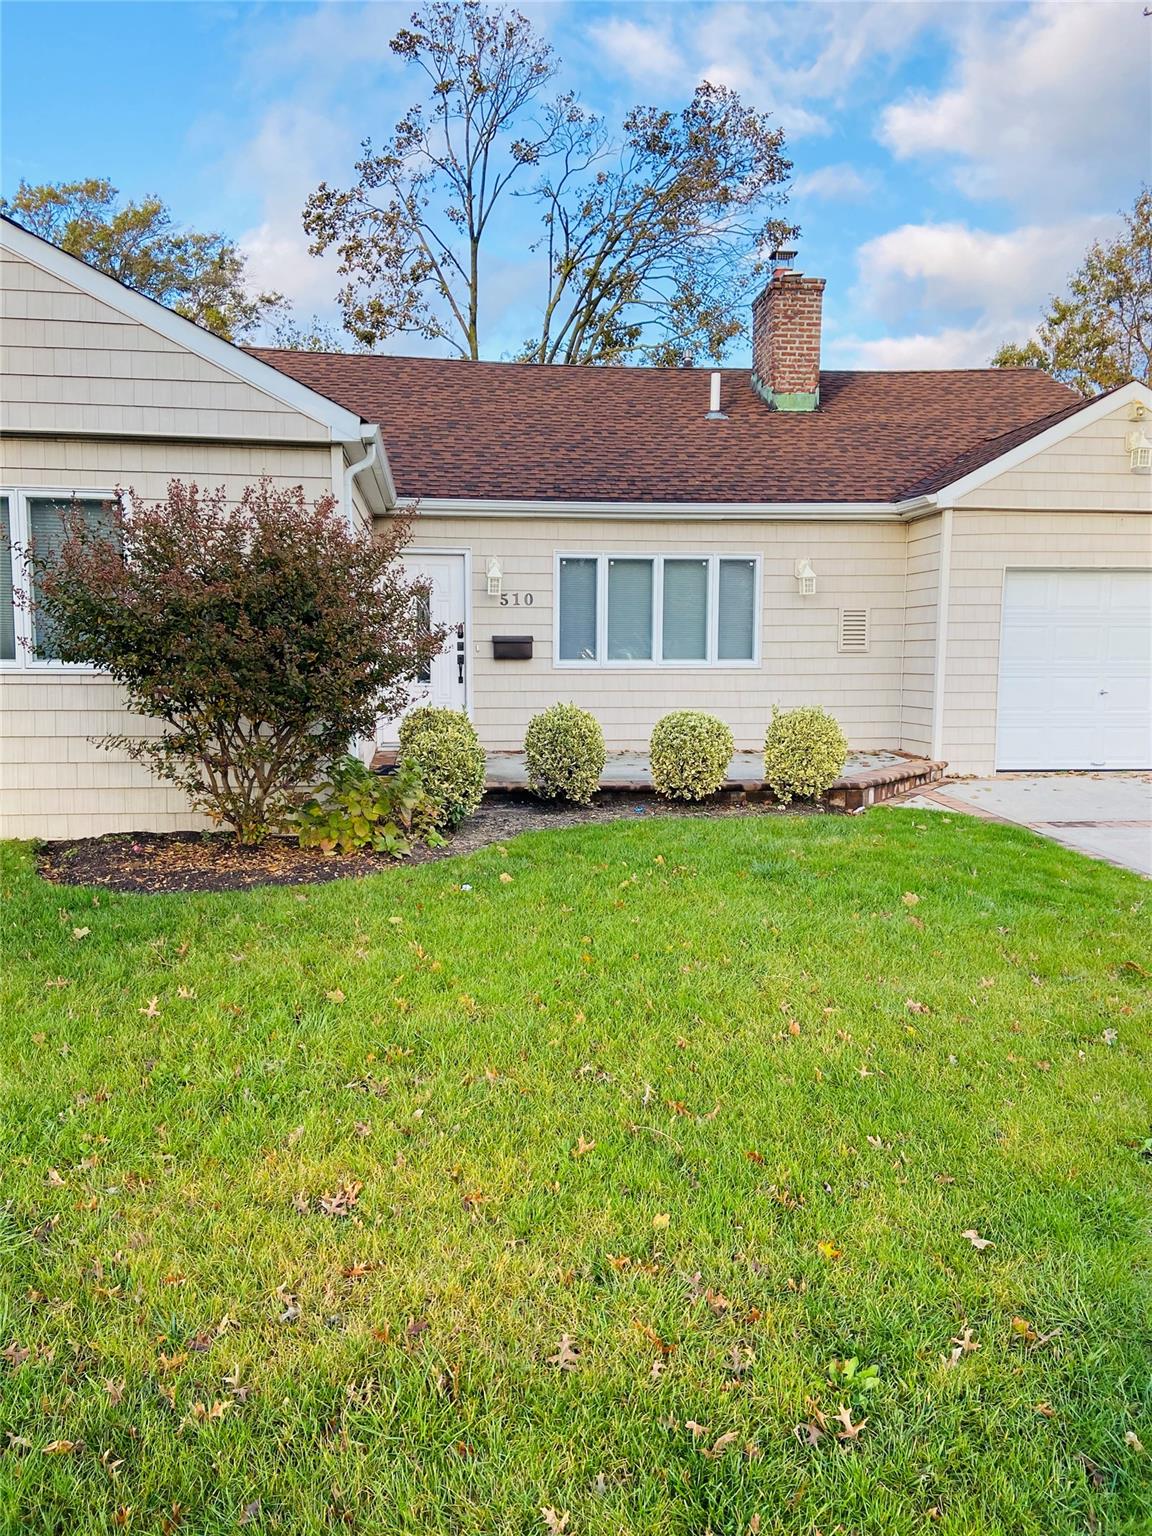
[26,479,442,842]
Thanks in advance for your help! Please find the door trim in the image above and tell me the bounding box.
[405,547,474,720]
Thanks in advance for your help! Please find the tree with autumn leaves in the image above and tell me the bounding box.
[24,481,441,843]
[994,187,1151,397]
[303,1,795,366]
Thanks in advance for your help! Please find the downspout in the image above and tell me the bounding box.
[342,428,379,533]
[929,506,954,764]
[343,428,381,765]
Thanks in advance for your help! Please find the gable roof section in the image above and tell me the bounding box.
[1,215,366,443]
[252,349,1081,506]
[914,378,1152,504]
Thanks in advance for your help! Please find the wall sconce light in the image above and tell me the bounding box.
[485,556,503,595]
[1126,428,1152,473]
[794,558,817,596]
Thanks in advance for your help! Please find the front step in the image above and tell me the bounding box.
[822,755,947,810]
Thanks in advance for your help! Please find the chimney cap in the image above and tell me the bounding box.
[769,247,798,268]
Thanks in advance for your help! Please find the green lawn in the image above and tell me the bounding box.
[1,810,1149,1536]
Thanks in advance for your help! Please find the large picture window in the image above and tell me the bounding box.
[555,553,759,666]
[0,489,118,668]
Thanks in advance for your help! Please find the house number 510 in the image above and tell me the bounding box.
[500,592,534,606]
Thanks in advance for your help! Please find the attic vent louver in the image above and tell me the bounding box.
[838,608,869,653]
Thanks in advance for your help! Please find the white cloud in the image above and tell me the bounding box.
[586,18,685,83]
[583,1,940,140]
[831,212,1120,368]
[231,103,355,319]
[792,163,878,202]
[879,2,1151,211]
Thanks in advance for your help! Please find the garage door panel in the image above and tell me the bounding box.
[996,569,1152,770]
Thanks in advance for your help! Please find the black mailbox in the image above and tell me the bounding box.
[492,634,533,660]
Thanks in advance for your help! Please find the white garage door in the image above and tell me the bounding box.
[997,570,1152,770]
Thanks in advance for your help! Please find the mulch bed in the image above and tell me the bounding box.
[36,790,820,894]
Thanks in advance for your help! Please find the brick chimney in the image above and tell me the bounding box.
[751,260,825,412]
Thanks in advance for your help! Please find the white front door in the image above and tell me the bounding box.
[996,569,1152,769]
[378,553,468,746]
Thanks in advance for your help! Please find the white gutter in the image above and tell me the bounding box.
[340,426,396,527]
[413,497,908,521]
[929,505,954,763]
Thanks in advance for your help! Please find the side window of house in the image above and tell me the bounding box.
[1,493,118,665]
[557,554,757,665]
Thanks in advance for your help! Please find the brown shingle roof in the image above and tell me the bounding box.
[249,350,1082,504]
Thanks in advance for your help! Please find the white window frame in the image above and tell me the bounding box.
[553,551,762,669]
[0,486,119,672]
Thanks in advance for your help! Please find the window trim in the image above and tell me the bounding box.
[552,551,762,669]
[0,486,119,672]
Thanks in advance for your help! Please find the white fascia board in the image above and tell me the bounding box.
[348,425,397,514]
[1,217,366,443]
[410,497,904,521]
[932,380,1152,507]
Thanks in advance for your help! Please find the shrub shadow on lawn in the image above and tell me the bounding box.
[36,790,824,894]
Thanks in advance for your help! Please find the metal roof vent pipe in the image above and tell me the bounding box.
[705,371,727,420]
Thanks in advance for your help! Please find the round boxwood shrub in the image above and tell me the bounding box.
[649,710,734,800]
[523,703,605,804]
[763,705,848,804]
[397,706,486,828]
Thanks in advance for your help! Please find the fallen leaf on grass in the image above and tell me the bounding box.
[816,1240,843,1261]
[832,1404,867,1441]
[943,1327,979,1366]
[326,989,346,1004]
[652,1213,670,1230]
[961,1229,994,1250]
[547,1334,580,1371]
[1125,1431,1144,1453]
[540,1509,569,1534]
[239,1501,262,1525]
[72,927,90,940]
[499,872,514,885]
[701,1430,740,1459]
[571,1136,595,1159]
[902,892,920,906]
[318,1180,363,1218]
[139,997,161,1018]
[42,1440,78,1454]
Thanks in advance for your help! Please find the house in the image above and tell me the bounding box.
[2,214,1150,840]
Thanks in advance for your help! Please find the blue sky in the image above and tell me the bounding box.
[2,0,1148,367]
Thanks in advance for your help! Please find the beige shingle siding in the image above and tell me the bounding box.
[0,252,330,444]
[403,515,908,751]
[2,435,337,504]
[899,514,941,758]
[941,509,1152,775]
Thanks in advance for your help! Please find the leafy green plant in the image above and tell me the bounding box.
[763,705,848,805]
[293,755,443,856]
[826,1356,881,1401]
[649,710,733,800]
[397,707,486,828]
[523,703,605,804]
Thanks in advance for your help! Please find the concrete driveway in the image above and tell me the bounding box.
[900,774,1152,877]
